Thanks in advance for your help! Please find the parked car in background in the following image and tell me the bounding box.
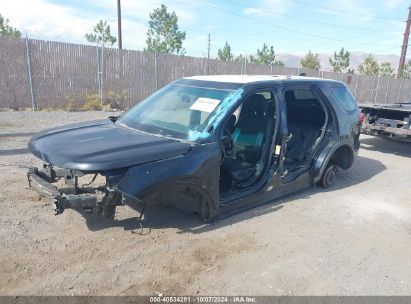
[27,75,361,223]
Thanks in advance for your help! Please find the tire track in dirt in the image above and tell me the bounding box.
[122,234,256,295]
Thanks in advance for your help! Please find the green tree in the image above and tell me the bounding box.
[329,47,350,73]
[85,20,117,47]
[218,41,233,61]
[146,4,186,55]
[234,54,249,63]
[0,14,21,37]
[251,43,284,66]
[358,55,379,76]
[300,51,321,70]
[379,62,395,78]
[398,60,411,79]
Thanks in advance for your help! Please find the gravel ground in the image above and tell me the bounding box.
[0,111,411,296]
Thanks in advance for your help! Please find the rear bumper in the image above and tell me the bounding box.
[27,167,97,214]
[362,125,411,142]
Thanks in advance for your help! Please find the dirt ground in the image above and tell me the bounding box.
[0,111,410,296]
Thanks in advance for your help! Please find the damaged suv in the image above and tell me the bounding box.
[27,75,361,222]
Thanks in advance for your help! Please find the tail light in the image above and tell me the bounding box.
[359,112,365,124]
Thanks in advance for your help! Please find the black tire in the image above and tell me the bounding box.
[91,204,116,221]
[320,163,337,188]
[102,205,116,220]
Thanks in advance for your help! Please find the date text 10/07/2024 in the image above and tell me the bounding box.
[149,296,257,303]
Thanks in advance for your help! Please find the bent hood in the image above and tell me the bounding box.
[28,119,192,171]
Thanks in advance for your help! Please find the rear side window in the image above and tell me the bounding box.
[293,89,316,100]
[330,87,358,112]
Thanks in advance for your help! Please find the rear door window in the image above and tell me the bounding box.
[330,87,358,112]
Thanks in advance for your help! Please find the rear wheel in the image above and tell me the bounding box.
[320,163,337,188]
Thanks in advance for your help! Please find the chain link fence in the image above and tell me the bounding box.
[1,37,410,111]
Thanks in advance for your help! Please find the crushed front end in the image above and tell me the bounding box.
[27,163,124,219]
[25,118,196,221]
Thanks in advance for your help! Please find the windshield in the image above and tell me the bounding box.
[117,82,240,141]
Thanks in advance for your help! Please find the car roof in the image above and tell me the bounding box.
[184,75,343,85]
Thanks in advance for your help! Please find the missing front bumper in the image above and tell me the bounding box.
[27,167,98,214]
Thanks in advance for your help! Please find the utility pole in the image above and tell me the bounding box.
[207,34,210,75]
[398,3,411,77]
[117,0,122,49]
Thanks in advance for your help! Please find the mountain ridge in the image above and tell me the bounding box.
[276,52,405,72]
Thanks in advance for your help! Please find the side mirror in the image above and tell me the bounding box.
[108,116,119,122]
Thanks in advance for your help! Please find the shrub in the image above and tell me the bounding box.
[65,102,75,112]
[65,92,128,111]
[106,91,128,110]
[81,94,102,111]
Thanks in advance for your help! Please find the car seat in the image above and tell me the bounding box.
[221,94,269,184]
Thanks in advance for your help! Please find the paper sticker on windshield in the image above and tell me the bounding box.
[190,97,221,113]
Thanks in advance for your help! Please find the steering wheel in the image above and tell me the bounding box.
[221,127,234,157]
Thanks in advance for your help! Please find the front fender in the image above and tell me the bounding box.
[116,142,220,219]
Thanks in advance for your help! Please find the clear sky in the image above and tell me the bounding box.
[1,0,409,58]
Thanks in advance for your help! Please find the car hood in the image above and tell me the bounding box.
[28,119,192,171]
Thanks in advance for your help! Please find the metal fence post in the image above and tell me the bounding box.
[206,55,210,75]
[203,58,207,75]
[140,52,144,102]
[384,79,390,104]
[154,52,158,90]
[101,45,105,105]
[374,76,380,103]
[370,76,376,103]
[354,75,359,99]
[24,34,36,111]
[397,78,403,103]
[96,45,101,104]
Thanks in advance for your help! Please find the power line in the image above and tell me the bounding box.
[192,0,402,47]
[361,34,403,45]
[190,28,402,57]
[287,0,405,20]
[4,2,404,54]
[341,23,403,41]
[220,0,405,32]
[373,46,401,53]
[4,2,404,58]
[184,23,404,56]
[19,18,404,58]
[189,15,403,53]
